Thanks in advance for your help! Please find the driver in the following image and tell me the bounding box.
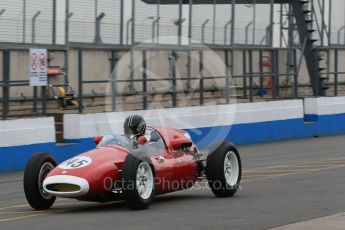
[123,115,146,140]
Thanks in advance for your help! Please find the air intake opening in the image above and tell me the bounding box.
[46,183,81,192]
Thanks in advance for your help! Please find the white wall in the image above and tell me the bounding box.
[305,97,345,115]
[0,117,56,147]
[64,100,303,139]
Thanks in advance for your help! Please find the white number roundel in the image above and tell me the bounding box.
[59,156,92,169]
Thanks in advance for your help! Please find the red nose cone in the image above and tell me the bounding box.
[138,136,147,145]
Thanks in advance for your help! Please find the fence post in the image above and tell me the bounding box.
[188,0,193,45]
[242,50,247,98]
[224,20,232,45]
[178,0,182,45]
[201,19,209,44]
[129,49,134,91]
[187,0,193,89]
[274,49,279,97]
[224,50,230,104]
[187,49,192,90]
[253,0,256,45]
[171,51,177,108]
[259,49,264,93]
[334,49,338,96]
[2,50,10,120]
[152,17,160,43]
[199,50,204,105]
[269,0,274,47]
[65,0,70,45]
[328,0,332,45]
[271,49,277,100]
[245,21,253,45]
[120,0,124,45]
[293,49,298,98]
[110,50,117,111]
[78,49,83,113]
[131,0,135,45]
[23,0,27,43]
[126,18,133,45]
[157,0,160,44]
[31,11,41,44]
[94,12,105,44]
[52,0,56,45]
[33,87,38,112]
[231,0,235,46]
[41,86,47,116]
[212,0,216,44]
[31,10,41,113]
[64,3,72,87]
[249,49,254,102]
[142,50,148,109]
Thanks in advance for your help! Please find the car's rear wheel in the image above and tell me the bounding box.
[206,141,242,197]
[24,153,57,210]
[121,153,155,210]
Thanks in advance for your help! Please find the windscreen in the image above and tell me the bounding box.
[97,134,133,151]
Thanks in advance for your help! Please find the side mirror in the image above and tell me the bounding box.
[94,136,103,145]
[170,137,192,151]
[138,136,148,145]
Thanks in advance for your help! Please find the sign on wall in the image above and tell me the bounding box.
[29,48,47,86]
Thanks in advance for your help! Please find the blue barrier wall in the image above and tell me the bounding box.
[0,117,96,172]
[1,98,345,172]
[0,140,96,172]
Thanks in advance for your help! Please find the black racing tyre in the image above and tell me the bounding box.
[23,153,57,210]
[121,153,155,210]
[206,141,242,197]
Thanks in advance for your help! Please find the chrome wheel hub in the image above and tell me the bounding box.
[224,151,239,187]
[38,162,54,199]
[136,162,153,200]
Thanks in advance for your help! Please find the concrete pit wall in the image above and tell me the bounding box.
[2,96,345,172]
[63,96,345,148]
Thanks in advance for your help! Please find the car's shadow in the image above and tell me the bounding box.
[51,200,128,213]
[50,192,212,213]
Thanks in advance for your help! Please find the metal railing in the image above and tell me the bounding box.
[2,45,345,119]
[1,0,345,120]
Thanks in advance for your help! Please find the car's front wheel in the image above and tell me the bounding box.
[23,153,57,210]
[122,153,155,210]
[206,141,242,197]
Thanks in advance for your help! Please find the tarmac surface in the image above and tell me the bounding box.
[1,135,345,230]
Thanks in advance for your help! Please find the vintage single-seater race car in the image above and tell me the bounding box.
[24,126,242,210]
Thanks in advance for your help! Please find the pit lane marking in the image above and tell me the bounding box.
[0,202,85,223]
[0,198,69,211]
[0,204,28,210]
[0,200,116,223]
[0,211,47,215]
[243,164,345,182]
[0,213,49,223]
[243,158,345,173]
[244,164,345,174]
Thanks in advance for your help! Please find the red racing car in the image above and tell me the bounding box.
[24,126,242,210]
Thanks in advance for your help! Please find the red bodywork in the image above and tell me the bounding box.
[45,127,200,200]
